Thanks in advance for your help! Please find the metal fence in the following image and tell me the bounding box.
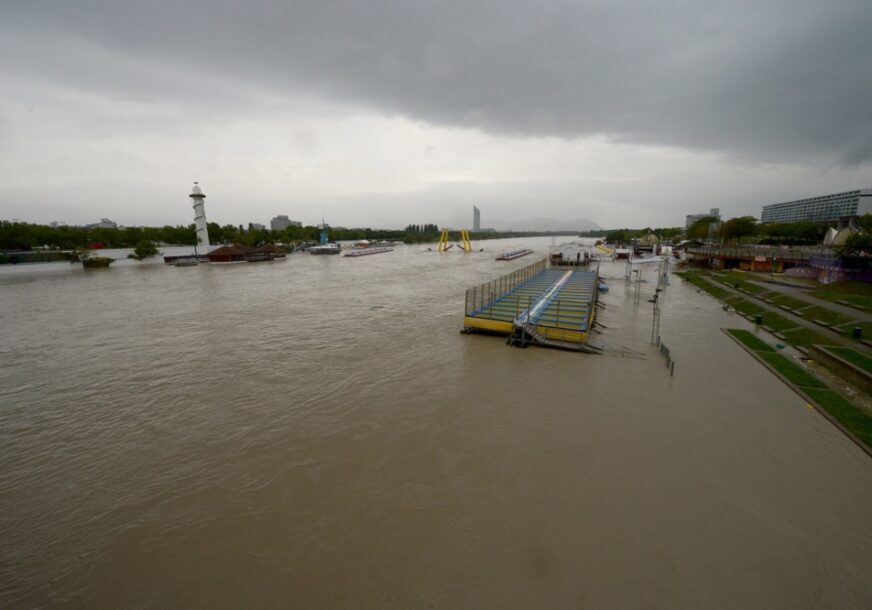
[464,258,547,316]
[658,340,675,376]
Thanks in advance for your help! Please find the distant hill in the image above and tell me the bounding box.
[491,217,602,233]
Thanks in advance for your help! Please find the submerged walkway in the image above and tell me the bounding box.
[463,260,600,350]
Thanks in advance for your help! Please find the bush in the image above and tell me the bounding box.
[132,240,159,260]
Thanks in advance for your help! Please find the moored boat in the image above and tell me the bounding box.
[310,220,341,255]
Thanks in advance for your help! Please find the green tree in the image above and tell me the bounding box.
[687,216,719,240]
[132,240,159,260]
[605,228,631,243]
[720,216,758,243]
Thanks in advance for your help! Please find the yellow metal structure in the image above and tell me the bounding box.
[437,229,450,252]
[596,244,614,255]
[460,229,472,253]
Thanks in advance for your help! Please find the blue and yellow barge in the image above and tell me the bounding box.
[463,258,602,352]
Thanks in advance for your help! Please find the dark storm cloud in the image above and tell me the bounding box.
[4,0,872,165]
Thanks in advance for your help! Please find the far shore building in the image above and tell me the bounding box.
[685,208,720,229]
[86,218,118,229]
[471,205,495,231]
[760,189,872,224]
[270,215,302,231]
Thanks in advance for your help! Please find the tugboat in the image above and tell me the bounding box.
[309,220,341,255]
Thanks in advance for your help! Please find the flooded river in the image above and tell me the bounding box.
[2,237,871,608]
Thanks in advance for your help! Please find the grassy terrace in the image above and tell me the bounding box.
[726,328,872,451]
[676,270,872,344]
[726,329,774,351]
[753,310,799,332]
[780,327,832,349]
[835,321,872,340]
[826,346,872,374]
[802,388,872,447]
[675,271,731,298]
[808,282,872,313]
[757,352,827,387]
[798,305,854,327]
[768,293,813,311]
[716,271,770,295]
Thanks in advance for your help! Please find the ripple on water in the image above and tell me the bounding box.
[2,240,872,608]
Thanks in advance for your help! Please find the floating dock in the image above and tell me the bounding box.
[463,258,602,352]
[496,248,534,261]
[343,247,394,257]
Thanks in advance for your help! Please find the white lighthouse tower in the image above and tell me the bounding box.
[189,181,210,249]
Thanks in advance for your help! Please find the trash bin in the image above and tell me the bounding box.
[755,314,763,325]
[853,326,862,339]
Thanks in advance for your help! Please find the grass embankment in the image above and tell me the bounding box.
[675,271,731,298]
[802,388,872,447]
[826,346,872,374]
[726,329,774,352]
[726,329,872,450]
[716,271,770,295]
[808,282,872,313]
[798,305,854,327]
[780,327,832,348]
[768,293,813,311]
[835,321,872,339]
[678,270,872,345]
[753,311,798,332]
[680,272,799,331]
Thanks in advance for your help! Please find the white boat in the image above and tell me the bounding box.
[309,243,341,255]
[309,221,341,254]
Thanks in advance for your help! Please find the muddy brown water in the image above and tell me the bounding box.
[2,237,871,608]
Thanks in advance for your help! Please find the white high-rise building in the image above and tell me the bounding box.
[760,189,872,224]
[473,205,481,231]
[189,182,210,248]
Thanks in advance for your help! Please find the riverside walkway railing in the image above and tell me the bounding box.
[464,258,547,317]
[685,244,818,262]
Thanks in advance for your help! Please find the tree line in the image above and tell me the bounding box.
[1,220,584,251]
[685,216,845,245]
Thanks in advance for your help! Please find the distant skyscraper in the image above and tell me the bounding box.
[473,205,481,231]
[189,181,210,248]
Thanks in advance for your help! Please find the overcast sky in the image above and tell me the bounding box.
[1,0,870,230]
